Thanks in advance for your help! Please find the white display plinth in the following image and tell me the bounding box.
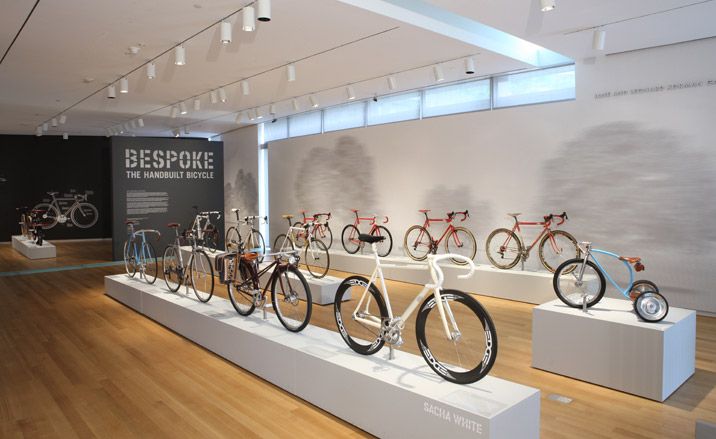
[329,250,555,304]
[105,274,540,438]
[179,246,344,305]
[11,235,56,259]
[532,298,695,401]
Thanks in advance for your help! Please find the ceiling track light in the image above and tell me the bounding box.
[147,62,156,79]
[124,123,130,131]
[179,102,188,115]
[184,126,191,135]
[286,63,296,82]
[593,29,606,51]
[173,129,180,137]
[59,114,67,124]
[540,0,555,12]
[210,90,218,104]
[256,107,264,119]
[106,129,111,137]
[175,45,186,66]
[346,85,356,100]
[194,98,201,111]
[465,57,476,74]
[241,80,250,96]
[137,118,144,128]
[292,98,300,111]
[387,75,397,90]
[51,118,58,127]
[235,113,243,124]
[220,21,232,45]
[218,87,228,103]
[107,84,116,99]
[242,6,255,31]
[269,103,277,115]
[309,95,319,108]
[433,65,445,82]
[130,120,137,129]
[249,109,256,121]
[171,106,179,118]
[42,122,48,131]
[120,77,129,94]
[62,133,69,140]
[257,0,271,21]
[36,126,42,136]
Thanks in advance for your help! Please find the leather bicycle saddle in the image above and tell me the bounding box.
[167,223,180,228]
[619,256,641,264]
[419,209,430,213]
[507,212,522,217]
[358,234,385,243]
[350,208,359,213]
[282,214,294,219]
[125,220,138,225]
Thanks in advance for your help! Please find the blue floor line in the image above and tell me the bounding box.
[0,261,125,277]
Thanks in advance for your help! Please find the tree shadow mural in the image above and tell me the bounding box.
[540,121,716,307]
[224,168,258,221]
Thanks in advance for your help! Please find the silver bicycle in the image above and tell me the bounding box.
[162,222,215,302]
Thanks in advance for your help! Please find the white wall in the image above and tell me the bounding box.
[222,125,259,229]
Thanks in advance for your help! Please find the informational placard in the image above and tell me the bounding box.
[111,137,224,261]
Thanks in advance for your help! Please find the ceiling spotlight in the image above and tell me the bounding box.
[51,118,58,127]
[346,85,356,100]
[120,77,129,94]
[36,126,42,136]
[540,0,555,12]
[256,107,264,119]
[257,0,271,21]
[179,102,188,115]
[235,113,243,124]
[210,90,218,104]
[286,64,296,82]
[242,6,255,31]
[184,126,191,135]
[220,21,232,45]
[124,123,130,131]
[249,109,256,121]
[269,103,277,115]
[433,65,444,82]
[130,120,137,129]
[106,129,111,137]
[147,62,156,79]
[137,118,144,127]
[107,84,116,99]
[218,87,227,103]
[387,75,397,90]
[62,133,69,140]
[194,99,201,111]
[175,45,186,66]
[465,57,476,74]
[292,98,300,111]
[171,106,179,118]
[59,114,67,124]
[42,122,48,131]
[241,80,250,96]
[173,129,180,137]
[309,95,319,108]
[372,94,378,103]
[593,29,606,50]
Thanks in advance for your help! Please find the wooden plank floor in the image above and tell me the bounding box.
[1,241,715,438]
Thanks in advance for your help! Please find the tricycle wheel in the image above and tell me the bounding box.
[633,291,669,323]
[630,279,659,300]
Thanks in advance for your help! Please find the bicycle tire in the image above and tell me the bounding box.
[123,240,137,277]
[404,225,432,261]
[553,258,605,308]
[225,226,240,252]
[273,234,295,253]
[485,228,522,269]
[204,226,219,253]
[445,226,477,265]
[538,230,580,273]
[228,257,257,316]
[249,229,266,262]
[271,264,312,332]
[415,290,497,384]
[341,224,361,254]
[371,225,393,257]
[190,250,214,302]
[334,276,387,355]
[304,238,330,279]
[320,224,333,249]
[33,203,59,229]
[633,291,669,322]
[71,202,99,228]
[162,245,183,292]
[141,241,158,284]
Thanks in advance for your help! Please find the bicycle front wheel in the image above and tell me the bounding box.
[228,258,257,316]
[539,230,580,273]
[123,240,137,277]
[303,239,330,279]
[273,234,295,253]
[225,227,240,252]
[190,251,214,302]
[485,228,522,269]
[445,226,477,265]
[415,290,497,384]
[140,241,158,284]
[163,246,182,292]
[71,202,99,228]
[404,225,432,261]
[248,229,266,262]
[553,258,605,308]
[272,264,312,332]
[318,224,333,249]
[205,227,219,253]
[371,225,393,257]
[341,224,361,254]
[334,276,387,355]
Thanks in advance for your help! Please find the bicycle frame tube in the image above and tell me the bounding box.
[589,249,634,297]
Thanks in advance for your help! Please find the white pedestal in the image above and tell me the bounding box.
[179,246,344,305]
[11,235,56,259]
[532,298,696,401]
[329,250,555,304]
[105,274,540,438]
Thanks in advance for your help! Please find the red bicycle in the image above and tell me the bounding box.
[403,210,476,265]
[341,209,392,256]
[294,211,333,249]
[485,212,579,272]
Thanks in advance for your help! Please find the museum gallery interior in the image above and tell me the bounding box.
[1,0,715,437]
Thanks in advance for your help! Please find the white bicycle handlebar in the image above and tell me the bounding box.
[427,254,476,286]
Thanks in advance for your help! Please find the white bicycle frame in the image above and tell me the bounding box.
[278,221,321,257]
[352,243,476,346]
[46,193,89,216]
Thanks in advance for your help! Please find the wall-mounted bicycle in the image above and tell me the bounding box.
[341,209,392,257]
[34,191,98,229]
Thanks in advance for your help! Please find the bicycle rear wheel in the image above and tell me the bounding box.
[334,276,387,355]
[204,227,219,253]
[633,291,669,322]
[190,250,214,302]
[248,229,266,262]
[228,258,257,316]
[140,241,158,284]
[445,226,477,265]
[539,230,580,273]
[404,225,432,261]
[273,234,295,253]
[553,258,605,308]
[485,228,522,269]
[318,224,333,249]
[303,238,330,279]
[162,246,182,292]
[371,225,393,257]
[123,240,137,277]
[415,290,497,384]
[341,224,361,254]
[271,264,312,332]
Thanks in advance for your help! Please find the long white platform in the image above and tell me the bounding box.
[532,298,695,401]
[329,249,555,304]
[105,274,540,438]
[179,246,344,305]
[11,235,56,259]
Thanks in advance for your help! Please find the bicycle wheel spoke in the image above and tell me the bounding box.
[554,260,603,307]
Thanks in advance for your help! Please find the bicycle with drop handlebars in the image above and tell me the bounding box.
[123,220,161,284]
[403,209,477,265]
[162,221,215,302]
[294,210,333,249]
[274,214,330,279]
[341,209,393,257]
[225,208,266,259]
[190,206,221,253]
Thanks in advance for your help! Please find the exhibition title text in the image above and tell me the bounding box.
[124,148,215,180]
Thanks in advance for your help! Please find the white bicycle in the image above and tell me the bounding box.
[273,214,330,279]
[34,191,99,229]
[333,234,497,384]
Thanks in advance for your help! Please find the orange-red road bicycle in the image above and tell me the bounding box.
[341,209,392,257]
[403,210,476,265]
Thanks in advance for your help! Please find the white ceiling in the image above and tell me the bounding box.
[0,0,714,138]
